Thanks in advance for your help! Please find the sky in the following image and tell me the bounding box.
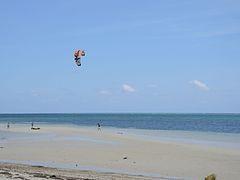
[0,0,240,113]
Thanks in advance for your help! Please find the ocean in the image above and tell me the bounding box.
[0,113,240,134]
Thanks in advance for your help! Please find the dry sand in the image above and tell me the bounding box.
[0,124,240,179]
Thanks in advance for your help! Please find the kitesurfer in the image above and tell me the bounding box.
[74,49,85,66]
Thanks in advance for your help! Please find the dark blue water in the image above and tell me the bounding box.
[0,113,240,134]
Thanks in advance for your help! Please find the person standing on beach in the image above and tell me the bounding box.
[31,122,34,129]
[7,122,10,129]
[97,123,101,131]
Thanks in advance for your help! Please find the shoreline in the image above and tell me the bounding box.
[0,162,166,180]
[2,122,240,150]
[0,159,168,179]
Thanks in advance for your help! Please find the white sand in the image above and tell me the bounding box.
[0,124,240,179]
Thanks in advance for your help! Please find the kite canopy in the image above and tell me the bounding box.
[74,49,85,59]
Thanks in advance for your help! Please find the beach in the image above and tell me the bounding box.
[1,123,240,180]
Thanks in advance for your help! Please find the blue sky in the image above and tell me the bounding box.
[1,0,240,113]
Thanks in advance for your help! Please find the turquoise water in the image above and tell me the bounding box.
[0,113,240,134]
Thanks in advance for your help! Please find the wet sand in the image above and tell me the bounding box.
[0,124,240,179]
[0,163,160,180]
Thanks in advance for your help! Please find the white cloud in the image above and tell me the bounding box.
[99,90,112,95]
[122,84,136,93]
[190,80,209,91]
